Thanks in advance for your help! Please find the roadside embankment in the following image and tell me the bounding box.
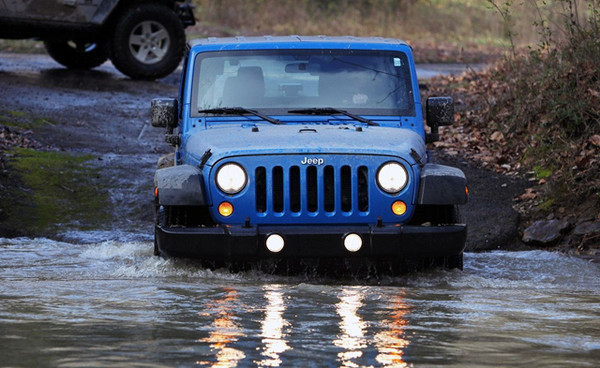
[420,33,600,257]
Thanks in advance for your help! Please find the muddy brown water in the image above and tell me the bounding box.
[1,53,598,367]
[1,235,599,367]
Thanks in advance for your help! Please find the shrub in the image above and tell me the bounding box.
[427,0,599,213]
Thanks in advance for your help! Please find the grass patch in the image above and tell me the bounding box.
[1,148,110,235]
[533,166,553,180]
[0,39,45,53]
[0,110,59,130]
[6,110,26,118]
[538,198,556,211]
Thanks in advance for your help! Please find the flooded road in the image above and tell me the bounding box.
[1,52,598,367]
[1,235,599,367]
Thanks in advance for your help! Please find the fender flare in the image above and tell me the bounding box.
[417,163,468,205]
[154,164,206,206]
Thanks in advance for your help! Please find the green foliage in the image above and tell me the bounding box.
[487,0,517,54]
[506,1,599,138]
[534,165,553,180]
[538,197,556,210]
[487,0,600,207]
[424,1,600,214]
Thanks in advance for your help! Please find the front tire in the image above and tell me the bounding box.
[445,252,464,270]
[44,39,109,69]
[154,204,165,256]
[411,205,464,270]
[154,205,214,257]
[110,3,186,79]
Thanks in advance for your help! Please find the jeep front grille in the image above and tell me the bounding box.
[255,165,369,215]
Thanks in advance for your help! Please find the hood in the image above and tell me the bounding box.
[183,123,426,166]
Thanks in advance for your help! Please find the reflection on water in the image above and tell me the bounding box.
[374,293,410,367]
[1,236,599,367]
[334,287,368,367]
[197,288,246,367]
[334,287,412,368]
[256,285,291,367]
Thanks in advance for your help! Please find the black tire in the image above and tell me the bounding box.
[445,252,464,270]
[411,205,464,270]
[153,231,161,256]
[154,204,165,256]
[43,39,109,69]
[154,205,214,257]
[109,3,185,80]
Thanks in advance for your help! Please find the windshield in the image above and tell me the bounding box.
[191,49,415,117]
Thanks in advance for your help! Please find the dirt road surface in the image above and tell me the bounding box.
[0,52,528,250]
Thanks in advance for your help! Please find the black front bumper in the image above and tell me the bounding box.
[155,224,467,260]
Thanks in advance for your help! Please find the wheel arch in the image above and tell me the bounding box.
[417,163,468,205]
[101,0,179,30]
[155,164,207,206]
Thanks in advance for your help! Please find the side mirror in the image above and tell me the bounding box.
[426,96,454,143]
[151,98,178,129]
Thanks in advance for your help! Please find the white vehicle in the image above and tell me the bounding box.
[0,0,195,79]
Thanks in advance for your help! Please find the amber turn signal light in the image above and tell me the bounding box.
[218,202,234,217]
[391,200,407,216]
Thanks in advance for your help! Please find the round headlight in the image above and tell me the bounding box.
[216,163,247,194]
[377,162,408,194]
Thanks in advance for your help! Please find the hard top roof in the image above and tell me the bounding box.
[188,35,410,49]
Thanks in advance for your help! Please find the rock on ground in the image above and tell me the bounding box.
[522,219,571,246]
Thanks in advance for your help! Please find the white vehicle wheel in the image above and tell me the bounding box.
[128,20,171,65]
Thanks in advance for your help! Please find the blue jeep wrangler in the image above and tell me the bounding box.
[151,36,468,272]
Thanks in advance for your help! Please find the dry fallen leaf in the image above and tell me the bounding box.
[490,131,504,142]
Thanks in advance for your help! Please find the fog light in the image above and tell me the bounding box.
[218,201,233,217]
[391,200,407,216]
[266,234,285,253]
[344,233,362,252]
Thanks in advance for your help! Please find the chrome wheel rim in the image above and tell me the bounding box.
[128,21,170,64]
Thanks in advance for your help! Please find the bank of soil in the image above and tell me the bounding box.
[0,52,528,251]
[421,63,599,258]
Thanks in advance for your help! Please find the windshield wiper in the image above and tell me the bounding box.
[288,108,379,126]
[198,107,282,125]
